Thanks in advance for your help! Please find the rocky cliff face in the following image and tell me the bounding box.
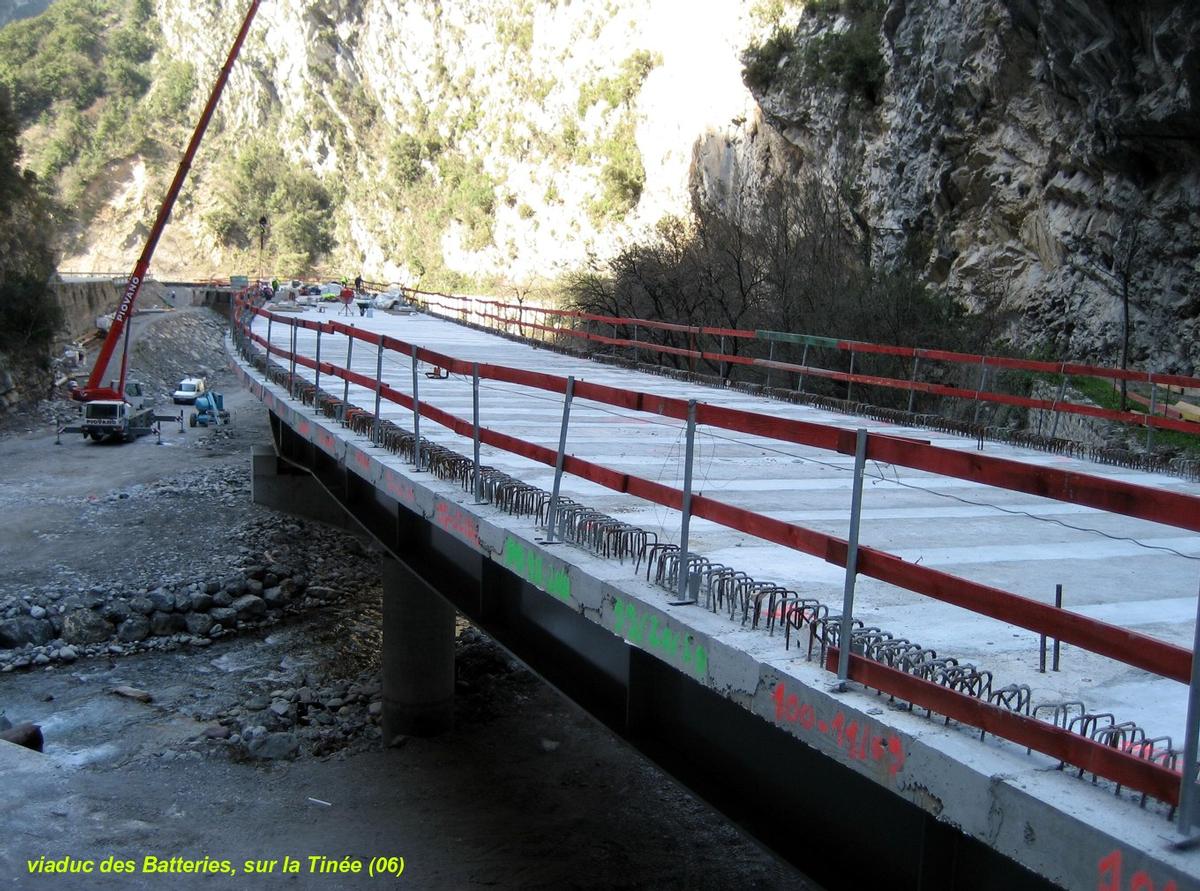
[747,0,1200,370]
[64,0,759,289]
[34,0,1200,371]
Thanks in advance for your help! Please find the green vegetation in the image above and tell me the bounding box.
[742,29,795,92]
[0,0,157,119]
[206,139,335,272]
[0,0,204,215]
[576,50,659,116]
[591,117,644,221]
[742,0,887,104]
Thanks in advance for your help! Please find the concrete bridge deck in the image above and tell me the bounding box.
[233,303,1200,891]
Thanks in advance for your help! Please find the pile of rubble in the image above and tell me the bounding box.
[0,514,376,673]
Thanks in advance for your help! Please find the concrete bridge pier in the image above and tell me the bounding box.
[381,557,455,739]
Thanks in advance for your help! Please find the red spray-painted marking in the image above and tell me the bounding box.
[318,430,336,452]
[1098,849,1178,891]
[434,502,480,546]
[384,471,416,506]
[355,451,370,471]
[773,682,905,777]
[298,420,310,437]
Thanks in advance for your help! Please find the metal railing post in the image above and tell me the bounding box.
[372,339,383,443]
[1053,583,1062,671]
[289,323,297,388]
[797,344,809,393]
[632,324,638,364]
[266,316,273,361]
[836,428,869,685]
[314,326,322,394]
[719,335,726,381]
[676,399,698,604]
[411,347,422,470]
[1178,577,1200,835]
[472,362,483,503]
[766,340,775,389]
[1147,383,1158,454]
[544,376,575,543]
[907,356,920,415]
[342,327,354,408]
[973,359,989,426]
[846,352,856,403]
[1050,371,1067,439]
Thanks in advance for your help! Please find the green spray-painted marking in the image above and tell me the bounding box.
[613,598,708,679]
[502,536,571,603]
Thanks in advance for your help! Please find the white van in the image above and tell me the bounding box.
[173,377,207,404]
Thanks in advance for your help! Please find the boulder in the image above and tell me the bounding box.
[0,617,54,649]
[231,594,266,617]
[0,723,43,753]
[247,731,299,761]
[149,611,184,636]
[184,612,214,637]
[128,596,155,616]
[116,616,151,643]
[147,589,175,612]
[61,609,112,645]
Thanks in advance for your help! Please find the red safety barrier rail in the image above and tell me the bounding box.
[234,300,1197,806]
[405,290,1200,438]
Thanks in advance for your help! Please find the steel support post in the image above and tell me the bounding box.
[766,340,775,389]
[266,316,273,362]
[372,340,383,444]
[847,352,856,403]
[973,362,989,426]
[798,344,809,393]
[289,323,297,389]
[1178,578,1200,835]
[836,428,869,685]
[314,327,322,394]
[1052,583,1062,671]
[544,376,575,543]
[1147,384,1158,454]
[719,335,726,382]
[411,349,422,470]
[676,399,698,604]
[342,328,354,409]
[472,362,483,503]
[632,324,638,363]
[1050,375,1067,439]
[907,356,920,415]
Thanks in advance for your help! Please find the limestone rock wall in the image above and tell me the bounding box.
[748,0,1200,372]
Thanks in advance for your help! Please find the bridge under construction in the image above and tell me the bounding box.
[232,293,1200,891]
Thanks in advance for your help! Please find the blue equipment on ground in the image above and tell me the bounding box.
[190,392,231,427]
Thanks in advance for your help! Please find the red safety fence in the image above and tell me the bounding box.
[404,290,1200,438]
[235,298,1197,805]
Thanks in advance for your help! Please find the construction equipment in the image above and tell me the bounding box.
[190,392,231,428]
[65,0,262,442]
[58,381,180,444]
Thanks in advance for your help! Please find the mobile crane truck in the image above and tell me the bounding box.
[60,0,262,445]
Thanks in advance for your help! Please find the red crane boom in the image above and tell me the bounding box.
[76,0,262,402]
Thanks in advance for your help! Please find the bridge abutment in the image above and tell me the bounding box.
[381,557,455,739]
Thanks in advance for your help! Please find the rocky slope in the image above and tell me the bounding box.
[744,0,1200,370]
